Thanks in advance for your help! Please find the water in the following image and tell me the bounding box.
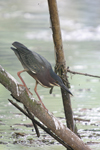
[0,0,100,149]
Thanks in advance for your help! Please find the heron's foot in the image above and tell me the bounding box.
[18,84,33,95]
[37,100,48,112]
[37,101,41,105]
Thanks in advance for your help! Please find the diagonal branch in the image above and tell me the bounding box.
[0,65,91,150]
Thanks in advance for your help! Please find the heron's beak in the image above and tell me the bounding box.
[60,84,73,96]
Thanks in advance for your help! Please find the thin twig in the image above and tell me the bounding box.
[9,98,40,137]
[8,99,73,150]
[10,94,40,137]
[67,69,100,78]
[23,105,40,137]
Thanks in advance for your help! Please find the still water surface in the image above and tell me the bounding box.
[0,0,100,149]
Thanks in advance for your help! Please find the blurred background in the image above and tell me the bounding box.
[0,0,100,149]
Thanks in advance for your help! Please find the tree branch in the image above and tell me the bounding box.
[0,65,91,150]
[47,0,75,138]
[67,68,100,78]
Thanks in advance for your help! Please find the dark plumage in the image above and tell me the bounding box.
[11,42,72,110]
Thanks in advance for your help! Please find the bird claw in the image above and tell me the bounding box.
[27,90,33,96]
[37,101,41,105]
[18,84,33,95]
[37,101,48,112]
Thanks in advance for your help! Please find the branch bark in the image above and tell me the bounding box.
[47,0,75,133]
[0,66,91,150]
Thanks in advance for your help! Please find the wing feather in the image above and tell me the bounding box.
[11,42,51,74]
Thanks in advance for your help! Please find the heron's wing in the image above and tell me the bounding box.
[22,51,51,74]
[11,42,51,74]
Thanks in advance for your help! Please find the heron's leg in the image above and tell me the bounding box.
[17,70,33,95]
[34,81,48,111]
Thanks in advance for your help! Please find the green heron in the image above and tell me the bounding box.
[11,42,72,110]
